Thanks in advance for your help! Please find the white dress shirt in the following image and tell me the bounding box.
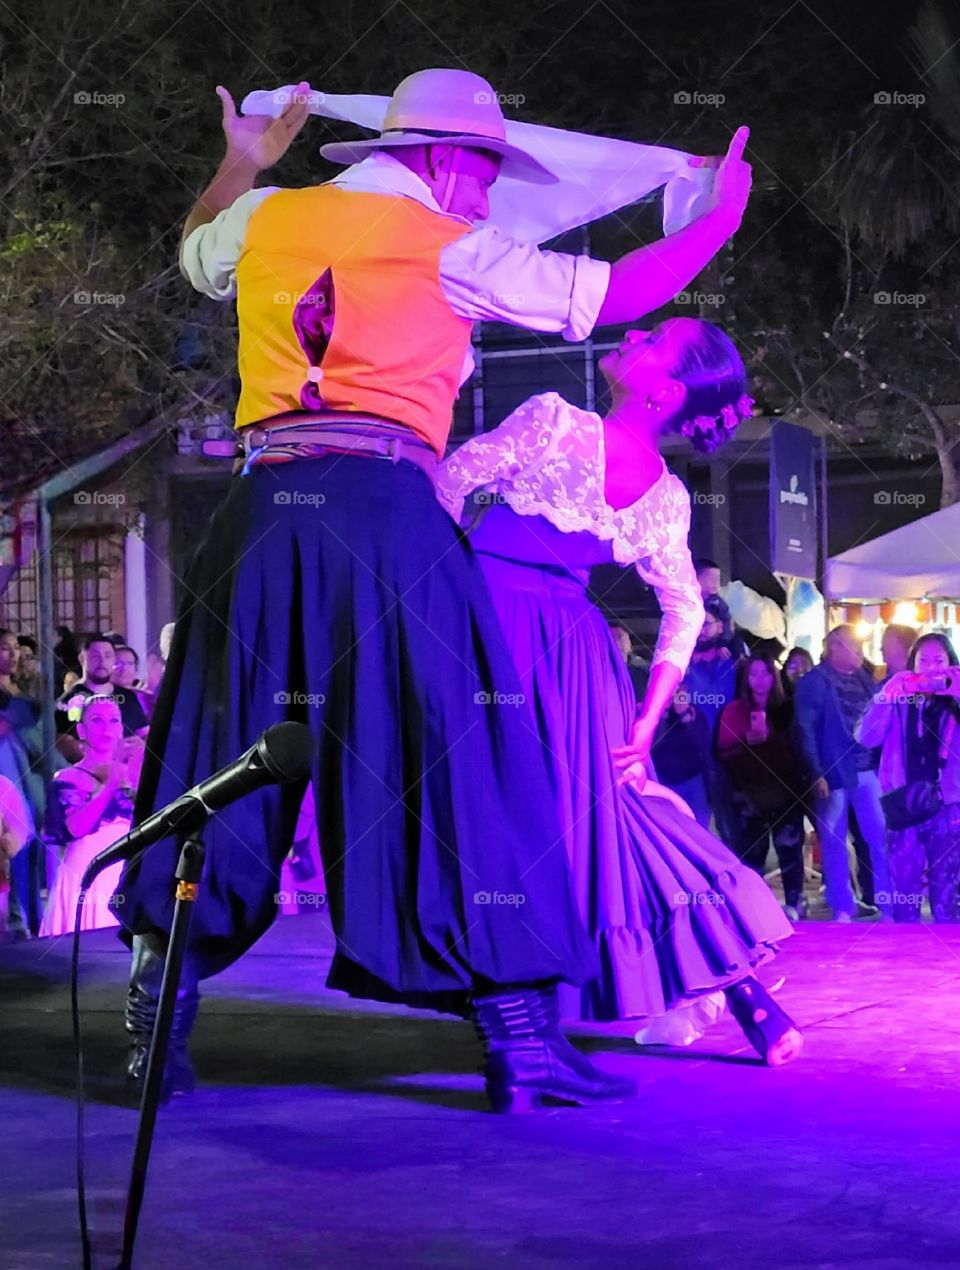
[180,151,611,372]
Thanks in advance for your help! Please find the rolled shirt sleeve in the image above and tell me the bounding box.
[440,225,611,340]
[178,175,612,339]
[179,186,280,300]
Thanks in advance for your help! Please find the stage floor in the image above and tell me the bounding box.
[2,914,959,1269]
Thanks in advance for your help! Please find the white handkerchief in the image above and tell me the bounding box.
[240,86,716,244]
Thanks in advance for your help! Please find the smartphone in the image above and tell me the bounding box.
[924,673,950,693]
[750,710,767,733]
[906,672,951,693]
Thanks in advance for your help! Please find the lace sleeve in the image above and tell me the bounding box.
[632,479,705,675]
[436,394,558,522]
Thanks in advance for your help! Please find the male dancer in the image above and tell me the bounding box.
[118,68,751,1111]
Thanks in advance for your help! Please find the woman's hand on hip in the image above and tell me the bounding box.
[612,717,656,785]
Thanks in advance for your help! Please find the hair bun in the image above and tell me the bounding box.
[680,394,755,453]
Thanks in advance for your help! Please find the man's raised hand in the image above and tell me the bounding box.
[217,80,313,172]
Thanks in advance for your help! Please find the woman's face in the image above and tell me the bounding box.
[113,649,138,687]
[77,699,123,755]
[784,652,811,682]
[914,641,950,674]
[598,317,698,408]
[748,660,774,696]
[0,633,19,676]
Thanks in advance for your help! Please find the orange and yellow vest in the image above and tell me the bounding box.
[235,186,474,455]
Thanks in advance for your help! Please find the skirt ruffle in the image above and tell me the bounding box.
[475,551,791,1022]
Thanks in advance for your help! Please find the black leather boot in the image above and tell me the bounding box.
[125,935,200,1099]
[725,976,803,1067]
[472,985,636,1113]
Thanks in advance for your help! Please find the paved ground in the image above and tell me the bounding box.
[3,913,960,1269]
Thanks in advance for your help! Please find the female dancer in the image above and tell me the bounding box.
[40,696,142,936]
[437,317,803,1065]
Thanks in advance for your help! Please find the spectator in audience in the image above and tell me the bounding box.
[650,683,713,827]
[880,624,918,682]
[0,773,32,937]
[857,632,960,922]
[55,635,150,762]
[793,624,891,921]
[609,622,650,704]
[0,629,45,935]
[141,623,176,718]
[141,650,163,719]
[694,557,749,658]
[686,598,741,841]
[40,696,143,937]
[610,624,631,661]
[114,643,158,721]
[13,636,42,699]
[687,601,738,724]
[0,629,22,698]
[782,646,814,696]
[112,646,141,690]
[832,631,899,914]
[145,650,165,691]
[53,625,81,697]
[717,653,807,920]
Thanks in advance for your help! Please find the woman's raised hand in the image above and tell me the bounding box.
[692,125,752,234]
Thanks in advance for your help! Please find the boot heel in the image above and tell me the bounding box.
[487,1084,542,1115]
[725,977,804,1068]
[473,990,636,1112]
[766,1027,804,1067]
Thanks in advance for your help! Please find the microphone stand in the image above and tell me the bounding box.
[118,833,206,1270]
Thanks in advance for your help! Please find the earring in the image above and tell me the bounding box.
[645,397,663,413]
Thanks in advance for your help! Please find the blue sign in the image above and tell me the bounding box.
[770,421,817,579]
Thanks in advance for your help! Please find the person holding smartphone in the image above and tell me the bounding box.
[857,632,960,922]
[717,654,807,919]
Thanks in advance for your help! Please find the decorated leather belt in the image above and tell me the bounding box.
[238,416,439,483]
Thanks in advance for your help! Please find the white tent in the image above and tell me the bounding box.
[826,501,960,601]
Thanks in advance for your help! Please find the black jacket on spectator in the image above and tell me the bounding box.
[651,708,713,786]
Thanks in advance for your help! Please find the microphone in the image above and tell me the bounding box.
[82,722,315,885]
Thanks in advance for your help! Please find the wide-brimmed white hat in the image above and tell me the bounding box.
[319,69,556,184]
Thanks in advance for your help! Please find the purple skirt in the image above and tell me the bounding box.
[475,543,792,1022]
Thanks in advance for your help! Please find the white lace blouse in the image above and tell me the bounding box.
[436,392,705,673]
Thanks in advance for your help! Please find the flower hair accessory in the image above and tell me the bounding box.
[680,394,755,440]
[63,693,89,724]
